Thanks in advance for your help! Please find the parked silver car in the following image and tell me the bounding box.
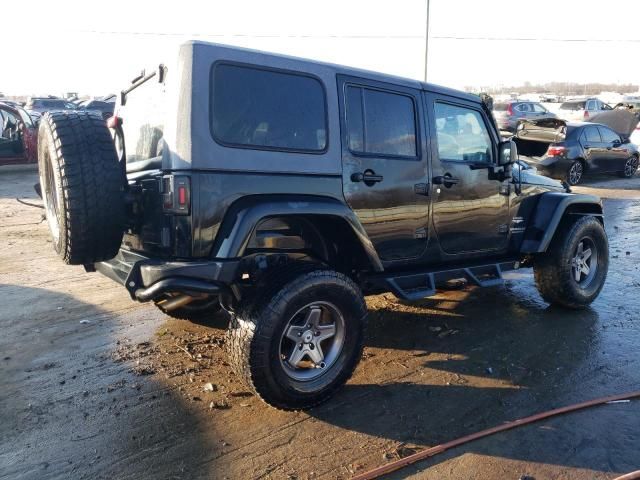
[558,98,612,122]
[492,101,557,132]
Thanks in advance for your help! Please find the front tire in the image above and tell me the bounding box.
[226,268,367,410]
[534,216,608,309]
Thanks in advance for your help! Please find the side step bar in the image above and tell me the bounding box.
[382,260,521,301]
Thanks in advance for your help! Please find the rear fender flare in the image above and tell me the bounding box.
[520,192,603,253]
[210,195,384,271]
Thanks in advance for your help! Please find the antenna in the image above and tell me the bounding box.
[424,0,430,82]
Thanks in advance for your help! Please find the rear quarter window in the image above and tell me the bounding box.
[210,63,327,153]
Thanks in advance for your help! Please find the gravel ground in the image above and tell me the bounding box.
[1,166,639,480]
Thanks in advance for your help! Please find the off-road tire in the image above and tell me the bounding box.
[534,216,608,309]
[226,267,367,410]
[38,111,125,265]
[154,297,226,326]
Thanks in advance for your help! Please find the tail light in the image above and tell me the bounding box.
[547,145,567,157]
[107,115,122,128]
[162,175,190,215]
[507,103,513,115]
[583,110,589,119]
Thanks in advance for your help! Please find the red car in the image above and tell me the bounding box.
[0,102,37,166]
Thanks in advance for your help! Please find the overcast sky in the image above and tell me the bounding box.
[3,0,640,96]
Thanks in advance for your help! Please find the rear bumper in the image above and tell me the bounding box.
[94,249,240,302]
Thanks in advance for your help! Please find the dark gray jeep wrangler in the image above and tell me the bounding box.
[37,41,608,410]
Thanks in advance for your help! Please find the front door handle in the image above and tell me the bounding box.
[351,170,383,186]
[432,175,459,187]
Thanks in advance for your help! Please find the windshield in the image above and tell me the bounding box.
[31,99,75,109]
[15,107,34,128]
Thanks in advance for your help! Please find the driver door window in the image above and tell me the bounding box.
[434,103,493,164]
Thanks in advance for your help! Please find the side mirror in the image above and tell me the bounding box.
[498,139,518,166]
[612,139,621,147]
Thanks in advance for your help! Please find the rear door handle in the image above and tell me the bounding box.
[433,175,459,187]
[351,170,383,185]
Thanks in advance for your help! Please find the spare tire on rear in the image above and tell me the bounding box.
[38,111,125,265]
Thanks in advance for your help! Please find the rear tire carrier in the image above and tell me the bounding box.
[38,111,125,265]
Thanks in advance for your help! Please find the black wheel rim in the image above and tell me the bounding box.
[569,162,583,185]
[625,156,638,177]
[571,237,598,287]
[278,301,346,382]
[42,150,61,243]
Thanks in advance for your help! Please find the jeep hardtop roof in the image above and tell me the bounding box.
[185,40,480,103]
[129,40,483,176]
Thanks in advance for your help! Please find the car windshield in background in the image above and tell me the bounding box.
[31,99,75,109]
[560,101,586,111]
[15,107,34,128]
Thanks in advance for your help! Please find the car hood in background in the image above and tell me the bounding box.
[587,109,640,140]
[515,118,567,143]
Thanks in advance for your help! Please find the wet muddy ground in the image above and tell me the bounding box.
[1,166,639,480]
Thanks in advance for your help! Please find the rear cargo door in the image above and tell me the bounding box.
[338,75,430,265]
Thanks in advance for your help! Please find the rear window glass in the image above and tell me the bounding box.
[345,86,417,157]
[211,64,327,152]
[560,101,586,111]
[120,78,167,163]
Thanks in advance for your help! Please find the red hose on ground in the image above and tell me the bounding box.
[351,391,640,480]
[612,472,640,480]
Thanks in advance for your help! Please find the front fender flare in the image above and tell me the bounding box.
[520,192,603,253]
[210,195,384,271]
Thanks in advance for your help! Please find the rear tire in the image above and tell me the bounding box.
[534,216,608,309]
[566,160,584,185]
[38,111,125,265]
[226,268,367,410]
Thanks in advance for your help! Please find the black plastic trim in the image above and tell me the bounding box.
[520,192,603,253]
